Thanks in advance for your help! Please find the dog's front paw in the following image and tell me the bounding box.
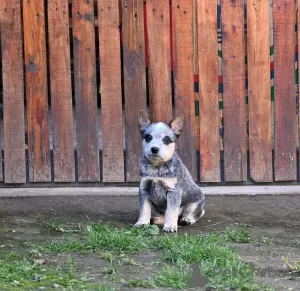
[134,221,150,227]
[163,224,178,232]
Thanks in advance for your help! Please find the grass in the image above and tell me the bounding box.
[128,266,190,289]
[34,223,273,290]
[283,256,300,275]
[0,252,116,290]
[0,221,273,290]
[223,227,252,243]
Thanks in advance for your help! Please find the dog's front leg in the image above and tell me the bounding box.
[163,188,182,232]
[134,187,151,227]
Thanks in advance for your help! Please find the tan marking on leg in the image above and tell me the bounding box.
[152,216,165,225]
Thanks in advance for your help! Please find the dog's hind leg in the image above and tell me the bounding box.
[179,199,205,226]
[151,216,165,226]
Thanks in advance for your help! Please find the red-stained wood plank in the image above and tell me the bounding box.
[146,0,172,122]
[193,0,200,152]
[122,0,147,182]
[197,0,221,182]
[221,0,247,181]
[72,0,100,182]
[273,0,297,181]
[247,0,273,182]
[98,0,124,182]
[23,0,51,182]
[0,0,25,183]
[172,0,197,179]
[48,0,75,182]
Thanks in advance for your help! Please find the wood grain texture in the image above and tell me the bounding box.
[0,12,1,182]
[23,0,51,182]
[72,0,100,182]
[193,0,200,152]
[221,0,247,182]
[172,0,197,179]
[298,0,300,181]
[247,0,272,182]
[0,0,25,183]
[98,0,124,182]
[197,0,221,182]
[48,0,75,182]
[273,0,296,181]
[146,0,172,122]
[122,0,147,182]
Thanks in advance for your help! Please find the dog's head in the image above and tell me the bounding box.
[139,110,184,165]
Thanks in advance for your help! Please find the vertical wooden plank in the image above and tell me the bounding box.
[98,0,124,182]
[298,0,300,180]
[122,0,146,182]
[273,0,296,181]
[197,0,221,182]
[0,0,25,183]
[247,0,272,182]
[48,0,75,182]
[193,0,200,153]
[172,0,197,179]
[0,10,2,182]
[221,0,247,181]
[146,0,172,122]
[72,0,100,182]
[23,0,51,182]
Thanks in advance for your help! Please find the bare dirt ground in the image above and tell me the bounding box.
[1,194,300,290]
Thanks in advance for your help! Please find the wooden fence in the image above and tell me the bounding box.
[0,0,299,185]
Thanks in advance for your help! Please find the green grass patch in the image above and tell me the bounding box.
[223,227,252,243]
[128,266,190,289]
[36,223,272,290]
[0,252,115,290]
[283,256,300,275]
[40,224,160,254]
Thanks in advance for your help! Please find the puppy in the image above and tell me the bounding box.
[134,111,205,232]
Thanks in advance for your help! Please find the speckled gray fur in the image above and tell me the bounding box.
[134,111,205,232]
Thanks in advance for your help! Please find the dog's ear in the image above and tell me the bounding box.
[139,110,152,131]
[169,114,184,136]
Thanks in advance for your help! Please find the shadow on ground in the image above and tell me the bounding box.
[1,194,300,290]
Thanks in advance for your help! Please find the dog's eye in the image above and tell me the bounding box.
[144,134,152,143]
[163,136,171,145]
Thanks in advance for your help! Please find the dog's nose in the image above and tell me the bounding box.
[151,147,159,154]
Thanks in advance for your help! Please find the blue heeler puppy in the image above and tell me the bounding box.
[134,111,205,232]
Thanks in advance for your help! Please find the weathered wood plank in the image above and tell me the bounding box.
[0,0,25,183]
[221,0,247,181]
[146,0,172,122]
[197,0,221,182]
[122,0,147,182]
[72,0,100,182]
[23,0,51,182]
[48,0,75,182]
[172,0,197,179]
[98,0,124,182]
[193,0,200,152]
[247,0,272,182]
[273,0,297,181]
